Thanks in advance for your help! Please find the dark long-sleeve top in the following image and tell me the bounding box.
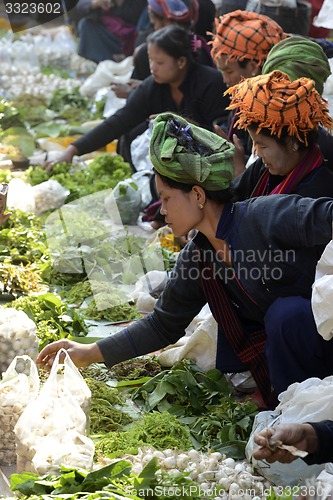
[72,62,229,155]
[97,195,333,368]
[304,421,333,465]
[232,157,333,201]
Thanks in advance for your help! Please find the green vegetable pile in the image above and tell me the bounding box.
[26,153,132,202]
[8,292,88,349]
[132,360,258,458]
[94,411,192,459]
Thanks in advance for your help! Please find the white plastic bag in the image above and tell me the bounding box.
[0,307,38,374]
[313,0,333,29]
[7,178,35,213]
[0,356,39,466]
[246,377,333,485]
[80,57,133,98]
[312,240,333,340]
[32,179,70,215]
[158,309,218,371]
[15,349,92,474]
[130,121,154,172]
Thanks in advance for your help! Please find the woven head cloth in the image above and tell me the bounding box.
[149,113,235,191]
[262,35,331,95]
[148,0,199,23]
[210,10,286,67]
[225,70,333,146]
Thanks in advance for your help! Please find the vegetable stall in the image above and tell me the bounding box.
[0,23,330,500]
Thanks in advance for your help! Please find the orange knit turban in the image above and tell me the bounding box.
[210,10,286,67]
[225,70,333,145]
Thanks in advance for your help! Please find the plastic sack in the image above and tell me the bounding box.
[158,308,218,371]
[0,307,38,374]
[105,179,141,225]
[32,179,70,215]
[246,376,333,485]
[130,270,168,313]
[313,0,333,29]
[312,240,333,340]
[31,430,95,476]
[7,178,35,213]
[80,57,133,98]
[15,349,91,474]
[0,356,39,466]
[103,88,126,117]
[131,170,154,209]
[130,121,154,172]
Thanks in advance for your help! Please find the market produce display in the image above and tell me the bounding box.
[1,22,332,500]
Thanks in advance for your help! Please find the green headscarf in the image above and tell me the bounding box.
[149,113,235,191]
[262,35,331,95]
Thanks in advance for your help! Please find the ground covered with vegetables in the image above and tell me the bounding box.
[1,23,333,500]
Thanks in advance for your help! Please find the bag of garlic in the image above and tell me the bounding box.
[0,307,38,374]
[0,355,39,466]
[14,349,92,474]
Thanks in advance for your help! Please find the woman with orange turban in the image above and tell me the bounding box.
[229,70,333,200]
[209,10,286,171]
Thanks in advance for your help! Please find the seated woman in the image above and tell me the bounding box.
[112,0,215,99]
[46,24,229,170]
[38,106,333,410]
[71,0,147,63]
[209,9,286,169]
[229,70,333,201]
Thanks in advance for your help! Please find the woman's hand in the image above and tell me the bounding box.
[214,125,246,177]
[36,339,105,369]
[111,80,141,99]
[252,423,318,463]
[42,145,79,173]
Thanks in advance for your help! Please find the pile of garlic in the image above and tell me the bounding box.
[119,447,272,500]
[0,72,81,100]
[0,308,38,374]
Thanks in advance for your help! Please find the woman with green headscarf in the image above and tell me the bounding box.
[37,113,333,411]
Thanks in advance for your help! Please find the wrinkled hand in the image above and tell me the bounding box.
[36,339,104,370]
[111,80,141,99]
[42,145,78,173]
[252,424,318,464]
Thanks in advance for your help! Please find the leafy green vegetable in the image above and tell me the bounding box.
[8,292,88,349]
[94,411,192,458]
[132,360,258,459]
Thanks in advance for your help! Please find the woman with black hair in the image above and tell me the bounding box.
[46,24,228,171]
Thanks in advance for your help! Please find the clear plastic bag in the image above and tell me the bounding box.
[32,179,70,215]
[246,376,333,485]
[105,179,141,225]
[0,307,38,374]
[15,349,91,474]
[0,356,39,466]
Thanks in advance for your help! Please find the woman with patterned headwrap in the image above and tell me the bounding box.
[230,70,333,203]
[209,10,286,171]
[37,112,333,411]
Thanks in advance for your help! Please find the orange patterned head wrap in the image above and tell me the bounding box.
[225,70,333,145]
[210,10,286,67]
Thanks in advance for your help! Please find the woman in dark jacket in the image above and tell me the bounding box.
[46,24,228,171]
